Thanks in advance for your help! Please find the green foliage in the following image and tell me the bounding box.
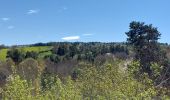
[42,76,81,100]
[49,42,129,63]
[2,74,81,100]
[0,60,169,99]
[7,48,25,63]
[150,63,162,78]
[1,42,170,99]
[2,75,34,100]
[49,54,60,63]
[125,21,166,76]
[41,70,57,90]
[69,45,78,58]
[75,61,159,99]
[56,44,69,56]
[25,51,38,59]
[127,61,141,76]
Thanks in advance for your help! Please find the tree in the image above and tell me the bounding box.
[6,48,25,63]
[49,54,60,63]
[55,44,69,56]
[69,45,78,58]
[125,21,165,76]
[25,51,38,59]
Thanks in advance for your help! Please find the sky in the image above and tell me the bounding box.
[0,0,170,46]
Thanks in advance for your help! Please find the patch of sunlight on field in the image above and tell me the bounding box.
[21,46,52,52]
[39,51,52,58]
[0,49,8,61]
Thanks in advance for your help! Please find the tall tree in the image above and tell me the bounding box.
[125,21,165,75]
[56,44,69,56]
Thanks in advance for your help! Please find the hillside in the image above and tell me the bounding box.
[0,46,52,61]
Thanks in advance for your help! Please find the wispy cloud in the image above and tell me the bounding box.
[27,9,39,15]
[1,17,10,21]
[7,25,15,29]
[82,33,93,36]
[62,36,80,41]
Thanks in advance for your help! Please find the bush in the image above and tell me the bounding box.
[76,61,159,99]
[25,51,38,59]
[16,58,40,81]
[7,48,25,63]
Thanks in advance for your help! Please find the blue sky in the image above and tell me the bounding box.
[0,0,170,45]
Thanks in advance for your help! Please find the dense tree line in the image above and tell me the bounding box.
[5,42,129,64]
[47,42,129,63]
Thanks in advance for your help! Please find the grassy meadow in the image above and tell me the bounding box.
[0,46,52,61]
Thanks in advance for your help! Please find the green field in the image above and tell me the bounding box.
[0,46,53,61]
[20,46,52,52]
[0,49,8,61]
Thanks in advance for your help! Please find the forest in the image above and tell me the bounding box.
[0,21,170,99]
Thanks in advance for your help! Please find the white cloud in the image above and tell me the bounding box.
[7,25,15,29]
[82,33,93,36]
[27,9,39,15]
[1,17,10,21]
[62,36,80,41]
